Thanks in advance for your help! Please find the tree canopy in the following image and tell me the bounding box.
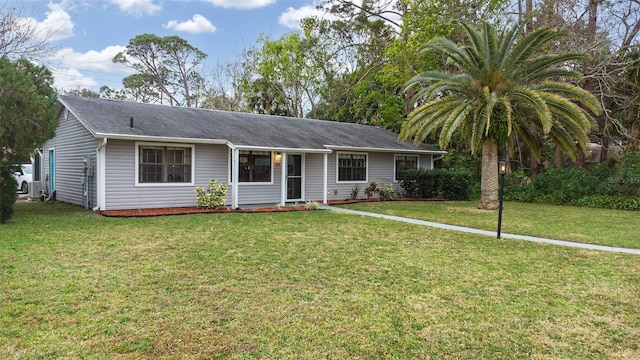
[399,20,601,209]
[112,34,207,107]
[0,56,58,222]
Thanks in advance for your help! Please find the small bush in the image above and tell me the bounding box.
[305,201,319,210]
[195,179,228,209]
[350,185,360,200]
[364,181,379,199]
[379,183,396,200]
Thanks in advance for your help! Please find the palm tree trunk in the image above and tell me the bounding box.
[477,140,500,210]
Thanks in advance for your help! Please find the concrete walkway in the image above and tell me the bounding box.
[321,205,640,256]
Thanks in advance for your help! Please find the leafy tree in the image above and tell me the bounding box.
[201,61,248,112]
[113,34,207,107]
[312,0,508,130]
[0,57,57,222]
[400,20,601,209]
[239,34,323,117]
[60,88,100,98]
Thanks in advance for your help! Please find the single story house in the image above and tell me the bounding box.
[41,95,445,211]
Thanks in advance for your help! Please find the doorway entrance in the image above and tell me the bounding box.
[286,154,303,201]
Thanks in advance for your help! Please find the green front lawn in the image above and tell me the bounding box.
[340,201,640,249]
[1,202,639,359]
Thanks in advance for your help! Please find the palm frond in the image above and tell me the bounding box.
[519,52,586,82]
[534,81,602,115]
[504,27,567,73]
[511,86,552,133]
[440,101,474,147]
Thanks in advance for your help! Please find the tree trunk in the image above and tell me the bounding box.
[477,140,499,210]
[577,143,586,167]
[553,146,563,168]
[600,135,609,163]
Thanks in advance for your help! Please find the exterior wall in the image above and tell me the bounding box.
[304,153,325,202]
[103,140,230,210]
[306,152,435,202]
[42,110,98,208]
[102,139,438,210]
[236,155,283,205]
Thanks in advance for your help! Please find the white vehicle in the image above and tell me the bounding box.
[13,164,32,194]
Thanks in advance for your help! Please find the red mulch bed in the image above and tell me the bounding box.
[100,197,446,218]
[101,205,309,217]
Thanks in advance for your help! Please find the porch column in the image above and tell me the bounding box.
[323,152,328,204]
[232,148,239,209]
[280,151,287,205]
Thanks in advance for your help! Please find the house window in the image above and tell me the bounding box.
[337,153,367,182]
[138,145,192,184]
[395,155,419,181]
[239,150,271,183]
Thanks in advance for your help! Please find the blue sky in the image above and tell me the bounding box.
[12,0,329,91]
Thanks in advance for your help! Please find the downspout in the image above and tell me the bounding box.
[280,151,287,206]
[431,153,445,169]
[92,138,107,211]
[227,142,239,209]
[323,153,328,204]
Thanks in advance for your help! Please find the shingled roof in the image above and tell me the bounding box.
[58,95,444,154]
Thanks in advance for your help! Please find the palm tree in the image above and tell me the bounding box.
[400,19,601,210]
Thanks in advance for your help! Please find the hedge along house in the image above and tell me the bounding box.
[43,95,446,211]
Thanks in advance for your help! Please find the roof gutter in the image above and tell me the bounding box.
[324,145,447,155]
[93,132,229,145]
[233,145,332,154]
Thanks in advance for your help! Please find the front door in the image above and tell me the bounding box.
[49,149,55,193]
[286,154,303,201]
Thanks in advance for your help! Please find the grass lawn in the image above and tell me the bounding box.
[340,201,640,250]
[1,202,639,359]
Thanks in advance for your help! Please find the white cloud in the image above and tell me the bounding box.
[278,5,339,30]
[164,14,218,34]
[110,0,162,16]
[203,0,275,10]
[55,45,131,73]
[18,2,74,42]
[50,67,98,90]
[48,45,134,90]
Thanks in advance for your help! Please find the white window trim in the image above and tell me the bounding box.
[394,154,420,182]
[228,149,275,186]
[135,141,195,187]
[336,151,368,184]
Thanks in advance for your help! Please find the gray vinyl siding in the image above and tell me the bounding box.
[42,111,98,208]
[236,160,283,205]
[317,152,435,202]
[304,154,325,202]
[103,141,230,210]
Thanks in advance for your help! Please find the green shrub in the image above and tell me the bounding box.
[439,168,473,200]
[575,195,640,210]
[504,159,640,210]
[195,179,228,209]
[399,168,440,198]
[399,168,472,200]
[349,185,360,200]
[364,181,379,199]
[379,183,396,200]
[0,166,18,223]
[305,201,319,210]
[613,151,640,197]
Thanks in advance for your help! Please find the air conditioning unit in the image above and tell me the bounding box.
[28,181,42,200]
